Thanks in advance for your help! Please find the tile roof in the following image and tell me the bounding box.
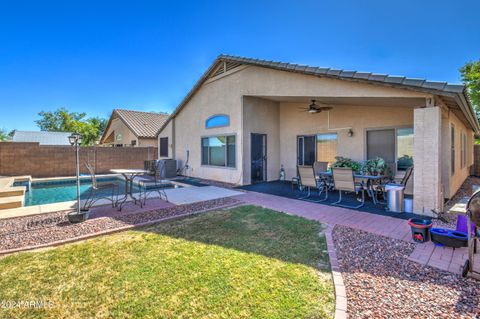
[12,131,73,145]
[218,54,467,94]
[156,54,479,135]
[106,109,169,141]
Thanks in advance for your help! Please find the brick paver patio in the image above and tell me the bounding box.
[234,191,468,275]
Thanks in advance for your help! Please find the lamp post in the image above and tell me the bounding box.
[68,133,82,214]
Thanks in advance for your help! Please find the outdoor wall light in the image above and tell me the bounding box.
[347,129,354,137]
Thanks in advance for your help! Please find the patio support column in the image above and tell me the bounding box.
[413,106,442,216]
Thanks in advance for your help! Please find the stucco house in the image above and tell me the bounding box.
[156,55,479,216]
[100,109,168,147]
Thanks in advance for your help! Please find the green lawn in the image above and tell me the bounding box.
[0,205,334,319]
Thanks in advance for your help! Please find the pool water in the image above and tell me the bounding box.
[15,177,174,206]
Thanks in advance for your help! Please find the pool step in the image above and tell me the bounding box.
[0,195,24,210]
[0,186,26,198]
[0,177,14,189]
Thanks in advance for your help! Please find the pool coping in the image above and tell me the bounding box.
[1,175,193,220]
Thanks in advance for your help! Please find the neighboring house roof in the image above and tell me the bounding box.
[157,54,480,135]
[100,109,169,143]
[12,131,73,145]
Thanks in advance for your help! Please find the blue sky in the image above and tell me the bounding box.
[1,0,479,131]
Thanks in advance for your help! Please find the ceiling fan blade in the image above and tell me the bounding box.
[318,106,333,111]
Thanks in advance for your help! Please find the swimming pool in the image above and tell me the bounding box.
[14,177,177,206]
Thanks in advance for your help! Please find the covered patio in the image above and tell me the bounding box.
[241,93,473,216]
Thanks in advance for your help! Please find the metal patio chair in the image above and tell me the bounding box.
[332,167,365,208]
[314,161,334,190]
[136,160,169,205]
[297,165,328,202]
[374,165,414,203]
[83,164,119,210]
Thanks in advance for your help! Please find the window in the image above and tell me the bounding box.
[160,137,168,157]
[316,133,338,163]
[461,132,467,168]
[451,125,455,175]
[205,115,230,129]
[396,128,414,171]
[297,133,337,166]
[201,135,236,167]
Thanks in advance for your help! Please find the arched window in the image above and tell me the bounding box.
[206,114,229,129]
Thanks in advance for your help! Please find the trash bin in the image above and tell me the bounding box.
[407,218,433,243]
[385,184,405,213]
[404,198,413,213]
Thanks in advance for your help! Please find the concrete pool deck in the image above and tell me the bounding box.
[0,176,243,220]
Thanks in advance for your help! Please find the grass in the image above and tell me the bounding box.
[0,205,334,319]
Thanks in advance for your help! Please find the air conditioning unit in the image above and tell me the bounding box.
[144,159,177,179]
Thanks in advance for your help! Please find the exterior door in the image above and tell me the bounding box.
[366,129,396,171]
[251,133,267,183]
[297,135,316,166]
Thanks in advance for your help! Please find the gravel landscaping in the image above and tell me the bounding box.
[0,197,240,253]
[332,225,480,318]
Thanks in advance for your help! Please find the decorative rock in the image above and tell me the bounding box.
[332,225,479,318]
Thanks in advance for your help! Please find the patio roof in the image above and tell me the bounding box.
[156,54,480,135]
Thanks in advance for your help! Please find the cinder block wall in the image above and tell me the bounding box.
[0,142,157,177]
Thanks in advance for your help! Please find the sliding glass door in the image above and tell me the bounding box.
[366,127,414,174]
[297,133,338,166]
[297,135,316,166]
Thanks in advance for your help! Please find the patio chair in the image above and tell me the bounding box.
[314,161,334,190]
[372,165,414,204]
[136,160,169,205]
[297,165,328,202]
[332,167,365,208]
[83,164,119,210]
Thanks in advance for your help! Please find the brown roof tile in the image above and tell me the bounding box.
[113,109,169,138]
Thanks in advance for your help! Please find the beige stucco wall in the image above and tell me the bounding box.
[171,65,428,185]
[138,138,158,147]
[278,102,415,180]
[157,120,173,158]
[242,96,280,184]
[446,110,474,198]
[102,118,138,146]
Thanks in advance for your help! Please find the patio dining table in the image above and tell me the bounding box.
[110,168,149,210]
[318,171,386,205]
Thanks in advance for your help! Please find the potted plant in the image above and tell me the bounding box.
[67,208,90,223]
[332,156,362,173]
[362,157,391,176]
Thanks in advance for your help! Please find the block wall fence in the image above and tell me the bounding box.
[0,142,157,178]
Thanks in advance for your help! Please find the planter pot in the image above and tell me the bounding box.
[67,209,90,223]
[407,218,432,243]
[430,228,468,248]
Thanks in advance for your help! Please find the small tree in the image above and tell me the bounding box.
[0,129,14,141]
[35,108,107,146]
[460,60,480,119]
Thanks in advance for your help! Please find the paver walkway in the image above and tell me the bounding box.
[234,191,468,275]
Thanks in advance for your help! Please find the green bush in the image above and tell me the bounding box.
[332,156,362,172]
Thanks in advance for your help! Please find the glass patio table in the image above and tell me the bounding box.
[318,171,387,205]
[110,169,149,210]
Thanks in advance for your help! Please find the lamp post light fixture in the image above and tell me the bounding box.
[68,133,83,216]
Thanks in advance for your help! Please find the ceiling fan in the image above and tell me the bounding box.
[299,100,333,114]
